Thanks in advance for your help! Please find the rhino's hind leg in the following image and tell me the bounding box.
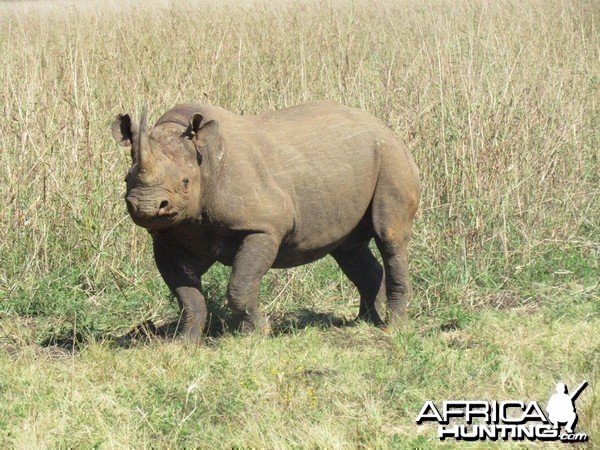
[331,244,385,326]
[372,200,417,329]
[371,162,419,329]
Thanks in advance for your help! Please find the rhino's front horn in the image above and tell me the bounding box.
[137,104,154,173]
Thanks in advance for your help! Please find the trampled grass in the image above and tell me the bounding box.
[0,0,598,448]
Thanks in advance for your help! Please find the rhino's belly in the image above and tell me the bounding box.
[272,207,373,268]
[180,234,342,268]
[272,243,340,268]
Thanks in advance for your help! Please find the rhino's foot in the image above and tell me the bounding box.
[181,325,204,345]
[355,309,385,327]
[231,315,271,336]
[384,311,410,333]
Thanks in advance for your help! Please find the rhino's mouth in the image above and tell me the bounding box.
[131,211,179,230]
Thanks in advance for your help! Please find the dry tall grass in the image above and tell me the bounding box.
[1,0,597,308]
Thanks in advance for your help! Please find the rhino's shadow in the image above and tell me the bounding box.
[110,308,352,347]
[114,309,350,344]
[111,314,227,348]
[39,309,353,351]
[38,321,183,352]
[271,308,351,335]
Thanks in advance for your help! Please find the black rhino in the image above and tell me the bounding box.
[112,101,421,343]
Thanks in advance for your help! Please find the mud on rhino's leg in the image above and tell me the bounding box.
[227,233,279,334]
[153,237,214,343]
[331,244,385,326]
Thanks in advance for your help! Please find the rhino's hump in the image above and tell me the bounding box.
[154,103,234,128]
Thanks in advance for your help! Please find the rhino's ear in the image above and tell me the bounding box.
[111,113,136,147]
[189,113,219,147]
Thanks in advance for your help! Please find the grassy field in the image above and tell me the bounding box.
[0,0,598,447]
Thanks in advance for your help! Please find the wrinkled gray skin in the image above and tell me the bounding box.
[112,101,421,343]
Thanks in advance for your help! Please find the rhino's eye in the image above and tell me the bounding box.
[182,177,189,185]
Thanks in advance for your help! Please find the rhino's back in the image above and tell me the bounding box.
[257,100,390,137]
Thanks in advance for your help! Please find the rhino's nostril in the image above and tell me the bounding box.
[159,200,169,210]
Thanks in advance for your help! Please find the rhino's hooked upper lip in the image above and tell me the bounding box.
[125,192,179,228]
[130,210,180,230]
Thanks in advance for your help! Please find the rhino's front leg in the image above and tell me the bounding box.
[227,233,279,334]
[153,237,214,343]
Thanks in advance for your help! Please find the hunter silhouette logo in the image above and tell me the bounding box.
[547,381,588,434]
[416,380,589,442]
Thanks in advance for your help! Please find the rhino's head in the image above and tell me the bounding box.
[111,105,218,229]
